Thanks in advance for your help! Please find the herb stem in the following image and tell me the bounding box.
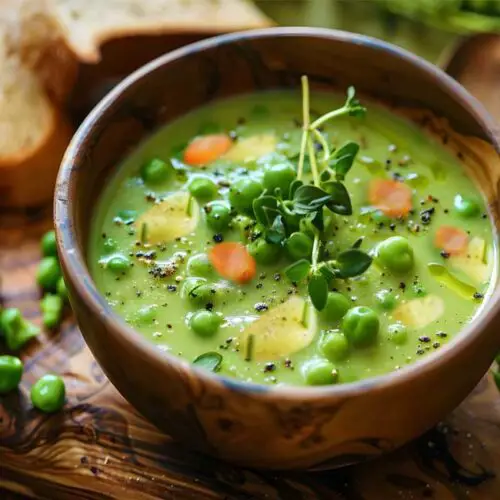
[310,106,350,130]
[297,75,310,181]
[312,128,330,165]
[312,233,320,267]
[307,136,321,187]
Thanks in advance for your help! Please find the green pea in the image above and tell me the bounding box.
[41,230,57,257]
[190,310,221,337]
[0,355,23,394]
[181,277,207,299]
[56,277,68,302]
[136,305,158,325]
[107,255,131,274]
[141,158,169,184]
[454,194,480,218]
[188,284,216,306]
[304,360,339,386]
[376,236,414,274]
[41,294,64,329]
[0,308,39,351]
[387,323,408,345]
[247,238,281,265]
[320,330,349,361]
[375,289,397,310]
[188,176,218,199]
[187,253,214,277]
[229,178,263,213]
[205,201,231,231]
[37,257,62,291]
[103,237,117,253]
[263,162,296,197]
[232,215,255,241]
[321,292,350,322]
[342,306,380,347]
[285,232,313,260]
[31,374,66,413]
[0,308,22,334]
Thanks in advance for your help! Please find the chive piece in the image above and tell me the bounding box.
[245,334,255,362]
[140,223,148,244]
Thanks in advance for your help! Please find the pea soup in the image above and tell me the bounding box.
[89,82,494,386]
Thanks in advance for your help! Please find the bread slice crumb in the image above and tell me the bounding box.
[48,0,272,62]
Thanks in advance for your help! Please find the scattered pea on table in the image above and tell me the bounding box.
[31,374,66,413]
[0,355,23,394]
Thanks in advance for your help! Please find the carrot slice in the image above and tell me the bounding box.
[369,179,412,218]
[209,242,256,284]
[434,226,468,255]
[183,134,232,166]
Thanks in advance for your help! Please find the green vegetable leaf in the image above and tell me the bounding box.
[328,141,360,181]
[193,352,223,372]
[322,181,352,215]
[318,262,336,282]
[284,259,311,282]
[345,86,367,118]
[265,215,286,244]
[308,273,329,311]
[292,185,332,215]
[253,196,279,227]
[311,209,324,232]
[352,237,364,249]
[335,249,372,278]
[289,179,303,199]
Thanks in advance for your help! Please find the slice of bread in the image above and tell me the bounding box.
[48,0,272,63]
[0,0,73,208]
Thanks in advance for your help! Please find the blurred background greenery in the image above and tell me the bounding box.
[255,0,500,64]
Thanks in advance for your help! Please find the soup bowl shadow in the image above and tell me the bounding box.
[55,27,500,470]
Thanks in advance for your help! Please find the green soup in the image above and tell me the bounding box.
[89,87,495,386]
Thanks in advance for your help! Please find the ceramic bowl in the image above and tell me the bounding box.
[55,27,500,470]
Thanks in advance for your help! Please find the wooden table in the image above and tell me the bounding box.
[2,34,500,500]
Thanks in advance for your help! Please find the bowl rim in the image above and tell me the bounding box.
[55,26,500,400]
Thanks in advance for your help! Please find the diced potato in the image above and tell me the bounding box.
[449,237,490,284]
[240,297,316,360]
[135,192,198,244]
[393,295,444,329]
[223,134,276,163]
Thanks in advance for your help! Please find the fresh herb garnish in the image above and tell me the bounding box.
[245,334,255,362]
[140,223,148,244]
[246,76,372,311]
[193,352,223,372]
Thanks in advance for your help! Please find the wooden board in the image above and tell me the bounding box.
[1,208,500,500]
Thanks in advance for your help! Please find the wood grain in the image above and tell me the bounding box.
[1,207,499,499]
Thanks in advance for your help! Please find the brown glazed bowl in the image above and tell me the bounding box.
[55,27,500,470]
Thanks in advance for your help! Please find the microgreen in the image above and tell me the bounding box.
[248,76,371,311]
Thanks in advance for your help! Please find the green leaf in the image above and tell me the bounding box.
[345,86,366,118]
[265,215,286,244]
[352,237,364,249]
[289,179,303,199]
[320,169,331,182]
[318,262,336,281]
[284,259,311,282]
[336,249,372,278]
[293,185,332,215]
[311,209,324,232]
[193,352,223,372]
[253,196,279,227]
[322,181,352,215]
[328,141,360,181]
[308,273,329,311]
